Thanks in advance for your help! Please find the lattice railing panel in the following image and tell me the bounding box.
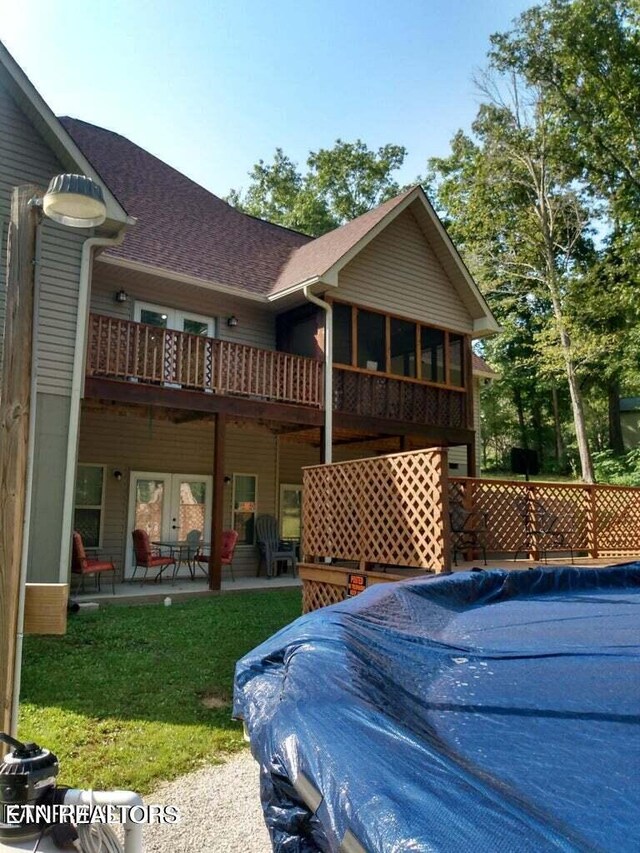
[450,477,640,557]
[302,580,346,613]
[594,486,640,554]
[303,448,449,571]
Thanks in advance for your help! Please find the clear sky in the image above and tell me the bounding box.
[2,1,531,198]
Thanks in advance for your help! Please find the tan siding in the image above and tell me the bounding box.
[77,409,277,579]
[0,78,81,387]
[37,222,85,394]
[337,209,473,332]
[448,446,468,476]
[91,262,276,350]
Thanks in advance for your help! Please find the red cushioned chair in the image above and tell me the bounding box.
[72,531,116,594]
[131,529,176,584]
[195,530,239,581]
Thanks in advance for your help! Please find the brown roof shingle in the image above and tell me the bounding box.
[60,117,312,295]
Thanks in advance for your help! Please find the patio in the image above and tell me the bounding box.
[73,570,301,605]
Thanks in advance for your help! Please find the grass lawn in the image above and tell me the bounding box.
[19,589,302,794]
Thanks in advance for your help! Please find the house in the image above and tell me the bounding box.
[0,41,499,587]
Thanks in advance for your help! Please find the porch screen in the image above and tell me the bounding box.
[233,474,257,544]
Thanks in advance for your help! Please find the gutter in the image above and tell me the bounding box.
[303,286,332,464]
[58,230,126,583]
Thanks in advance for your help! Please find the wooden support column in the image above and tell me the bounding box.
[0,186,38,736]
[466,442,477,479]
[209,413,227,590]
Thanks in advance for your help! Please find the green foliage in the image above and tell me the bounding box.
[19,590,302,793]
[592,448,640,486]
[227,139,408,236]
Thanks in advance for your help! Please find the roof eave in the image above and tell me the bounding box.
[0,41,130,226]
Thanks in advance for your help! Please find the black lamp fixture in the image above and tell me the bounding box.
[115,289,129,303]
[113,469,123,481]
[227,315,238,328]
[223,476,232,485]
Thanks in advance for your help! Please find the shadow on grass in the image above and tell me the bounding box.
[21,588,302,729]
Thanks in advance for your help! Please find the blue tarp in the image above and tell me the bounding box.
[233,567,640,852]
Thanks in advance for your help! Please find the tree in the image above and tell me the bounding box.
[428,73,596,481]
[227,140,408,236]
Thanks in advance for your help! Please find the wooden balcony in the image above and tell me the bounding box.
[86,314,323,408]
[333,366,467,429]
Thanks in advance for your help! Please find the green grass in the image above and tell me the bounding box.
[19,589,302,794]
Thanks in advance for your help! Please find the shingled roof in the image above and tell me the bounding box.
[60,117,312,295]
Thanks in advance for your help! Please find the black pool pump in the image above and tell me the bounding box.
[0,733,59,841]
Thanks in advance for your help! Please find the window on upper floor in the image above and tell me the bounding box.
[331,299,466,388]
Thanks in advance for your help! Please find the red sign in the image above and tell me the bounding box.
[347,573,367,597]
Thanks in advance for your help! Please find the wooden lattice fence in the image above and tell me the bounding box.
[450,477,640,558]
[302,448,450,572]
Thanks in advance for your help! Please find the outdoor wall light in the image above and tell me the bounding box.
[223,476,232,484]
[227,315,239,328]
[41,174,107,228]
[115,289,129,303]
[113,469,123,481]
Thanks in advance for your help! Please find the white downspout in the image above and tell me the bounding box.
[303,286,332,464]
[59,231,125,582]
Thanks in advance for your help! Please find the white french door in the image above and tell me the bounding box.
[126,471,212,578]
[134,302,215,337]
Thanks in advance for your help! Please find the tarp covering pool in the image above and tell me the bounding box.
[233,566,640,852]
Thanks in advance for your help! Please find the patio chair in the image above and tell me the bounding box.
[449,502,488,567]
[256,514,297,578]
[194,529,239,581]
[71,531,116,594]
[131,529,176,584]
[514,497,574,563]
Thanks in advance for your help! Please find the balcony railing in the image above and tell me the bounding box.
[86,314,323,408]
[333,366,467,428]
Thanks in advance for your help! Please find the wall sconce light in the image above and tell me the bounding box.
[226,315,238,328]
[113,469,123,481]
[115,289,129,303]
[223,476,232,485]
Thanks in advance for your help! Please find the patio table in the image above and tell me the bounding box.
[152,539,201,579]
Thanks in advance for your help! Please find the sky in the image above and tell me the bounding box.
[2,0,532,199]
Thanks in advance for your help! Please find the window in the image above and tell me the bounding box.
[449,334,464,387]
[421,327,446,383]
[74,465,105,548]
[232,474,257,545]
[135,302,214,337]
[333,302,353,365]
[280,484,303,540]
[357,310,386,371]
[390,318,417,378]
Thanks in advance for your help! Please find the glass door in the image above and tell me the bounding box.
[169,475,213,544]
[279,484,302,540]
[134,303,215,387]
[126,472,212,577]
[126,472,171,578]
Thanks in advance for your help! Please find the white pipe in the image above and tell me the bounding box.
[63,788,144,853]
[10,221,42,736]
[303,286,332,464]
[59,231,125,582]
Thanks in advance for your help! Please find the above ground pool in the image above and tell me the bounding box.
[234,566,640,852]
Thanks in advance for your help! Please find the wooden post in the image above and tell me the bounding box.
[0,186,38,735]
[209,413,226,590]
[439,447,452,572]
[466,442,477,479]
[587,485,599,558]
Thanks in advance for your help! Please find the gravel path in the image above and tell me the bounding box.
[143,751,271,852]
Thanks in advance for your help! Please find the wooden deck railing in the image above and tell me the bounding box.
[450,476,640,558]
[86,314,323,407]
[302,448,451,571]
[333,366,466,428]
[302,450,640,581]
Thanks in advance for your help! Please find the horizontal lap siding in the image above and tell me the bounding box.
[78,409,277,578]
[337,209,473,333]
[0,79,82,389]
[91,262,276,350]
[37,222,85,394]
